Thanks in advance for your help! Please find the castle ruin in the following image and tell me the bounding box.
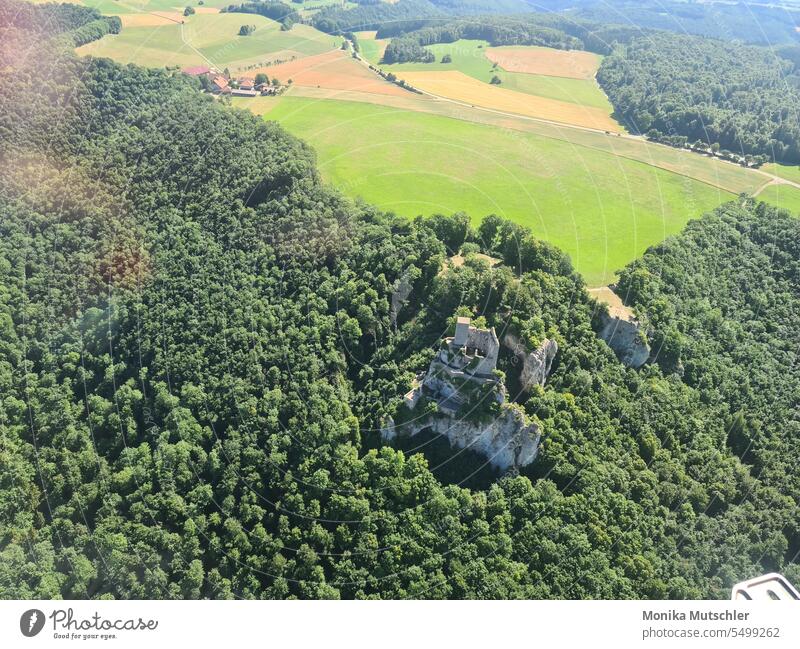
[385,317,542,472]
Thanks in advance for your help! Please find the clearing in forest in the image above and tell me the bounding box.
[486,46,602,80]
[396,70,622,132]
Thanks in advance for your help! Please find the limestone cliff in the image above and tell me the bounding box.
[599,313,650,368]
[503,333,558,390]
[384,316,541,472]
[381,404,540,472]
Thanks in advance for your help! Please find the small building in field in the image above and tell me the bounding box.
[231,88,258,98]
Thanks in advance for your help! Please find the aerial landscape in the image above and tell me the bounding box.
[1,0,800,613]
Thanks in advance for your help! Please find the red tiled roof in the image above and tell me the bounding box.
[183,66,210,76]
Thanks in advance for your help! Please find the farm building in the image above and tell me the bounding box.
[182,66,210,77]
[236,77,255,91]
[210,76,229,93]
[231,89,258,98]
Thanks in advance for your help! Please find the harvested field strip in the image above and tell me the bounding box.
[119,12,183,27]
[253,50,409,97]
[397,70,622,132]
[486,46,602,79]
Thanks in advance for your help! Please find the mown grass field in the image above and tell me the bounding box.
[762,163,800,184]
[77,13,341,72]
[758,183,800,215]
[260,96,734,286]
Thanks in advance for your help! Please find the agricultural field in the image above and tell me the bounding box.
[77,12,341,73]
[486,46,601,79]
[74,0,233,14]
[758,183,800,215]
[358,36,615,114]
[762,162,800,184]
[259,96,735,286]
[395,70,621,132]
[251,50,407,96]
[354,31,387,64]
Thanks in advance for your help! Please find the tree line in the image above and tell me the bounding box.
[222,1,300,30]
[597,32,800,164]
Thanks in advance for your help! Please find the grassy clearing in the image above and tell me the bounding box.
[758,183,800,215]
[263,96,733,286]
[77,13,340,72]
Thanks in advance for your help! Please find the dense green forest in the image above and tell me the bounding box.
[222,1,300,29]
[598,33,800,163]
[315,0,800,46]
[0,0,120,45]
[570,0,800,46]
[2,3,800,600]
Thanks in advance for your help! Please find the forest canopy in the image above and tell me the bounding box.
[1,0,800,601]
[597,33,800,163]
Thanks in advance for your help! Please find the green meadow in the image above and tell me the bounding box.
[263,96,733,286]
[762,163,800,184]
[75,0,233,14]
[77,13,340,70]
[358,37,613,111]
[758,183,800,215]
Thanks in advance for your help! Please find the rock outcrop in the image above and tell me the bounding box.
[503,333,558,390]
[381,404,540,472]
[386,317,541,472]
[599,314,650,368]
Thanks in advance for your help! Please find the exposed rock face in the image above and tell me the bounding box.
[390,271,414,330]
[381,405,540,472]
[599,314,650,368]
[503,334,558,390]
[385,316,541,472]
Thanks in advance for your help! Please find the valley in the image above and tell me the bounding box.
[72,6,799,288]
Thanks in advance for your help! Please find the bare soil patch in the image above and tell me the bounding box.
[253,50,409,97]
[486,46,601,80]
